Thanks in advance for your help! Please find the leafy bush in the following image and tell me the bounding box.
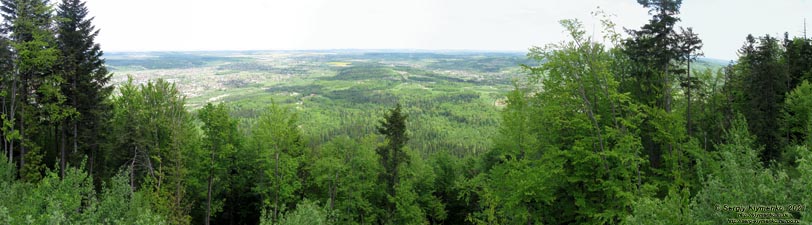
[261,199,330,225]
[622,188,699,225]
[793,145,812,223]
[692,115,796,223]
[0,157,165,224]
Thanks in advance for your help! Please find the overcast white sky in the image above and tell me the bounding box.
[85,0,811,60]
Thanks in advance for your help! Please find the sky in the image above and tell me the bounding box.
[85,0,812,60]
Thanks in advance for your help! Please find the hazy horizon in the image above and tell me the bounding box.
[101,49,735,63]
[87,0,811,60]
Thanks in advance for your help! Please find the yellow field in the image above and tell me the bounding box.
[327,61,352,67]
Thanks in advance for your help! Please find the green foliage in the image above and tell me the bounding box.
[90,171,166,225]
[328,64,400,81]
[56,0,113,178]
[792,145,812,223]
[1,1,810,224]
[0,155,12,183]
[375,103,415,223]
[105,77,196,224]
[488,86,538,167]
[0,0,64,182]
[429,150,470,225]
[625,115,806,225]
[621,0,685,108]
[623,188,700,225]
[394,147,444,225]
[197,102,241,224]
[783,36,812,89]
[618,1,711,191]
[311,135,382,224]
[0,157,165,224]
[226,57,505,157]
[251,102,304,223]
[692,68,728,152]
[692,114,796,224]
[779,80,812,175]
[783,80,812,147]
[20,146,45,181]
[733,34,790,163]
[260,199,331,225]
[470,18,647,225]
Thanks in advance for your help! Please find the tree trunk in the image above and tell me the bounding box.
[3,135,6,164]
[274,152,279,224]
[345,151,354,221]
[686,60,692,136]
[664,61,674,172]
[2,92,6,162]
[19,107,24,171]
[72,79,77,154]
[206,173,212,225]
[20,76,27,171]
[73,121,77,154]
[130,152,136,193]
[8,69,17,166]
[579,86,605,153]
[390,148,398,220]
[89,147,94,181]
[665,63,672,113]
[89,122,99,179]
[61,123,66,179]
[206,144,215,225]
[330,172,337,211]
[570,40,609,159]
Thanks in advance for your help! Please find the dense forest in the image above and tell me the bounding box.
[0,0,811,224]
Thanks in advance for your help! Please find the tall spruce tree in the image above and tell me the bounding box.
[677,27,703,137]
[376,103,410,224]
[735,34,789,163]
[622,0,683,109]
[56,0,111,179]
[621,0,701,176]
[783,33,812,90]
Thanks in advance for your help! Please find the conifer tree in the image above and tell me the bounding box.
[0,0,60,179]
[56,0,111,179]
[621,0,686,171]
[735,35,788,163]
[783,34,812,90]
[375,103,410,223]
[677,27,703,136]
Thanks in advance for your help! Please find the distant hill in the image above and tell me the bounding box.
[697,57,732,67]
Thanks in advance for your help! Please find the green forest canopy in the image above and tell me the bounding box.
[0,0,811,224]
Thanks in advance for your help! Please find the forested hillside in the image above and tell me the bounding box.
[0,0,810,225]
[104,50,532,158]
